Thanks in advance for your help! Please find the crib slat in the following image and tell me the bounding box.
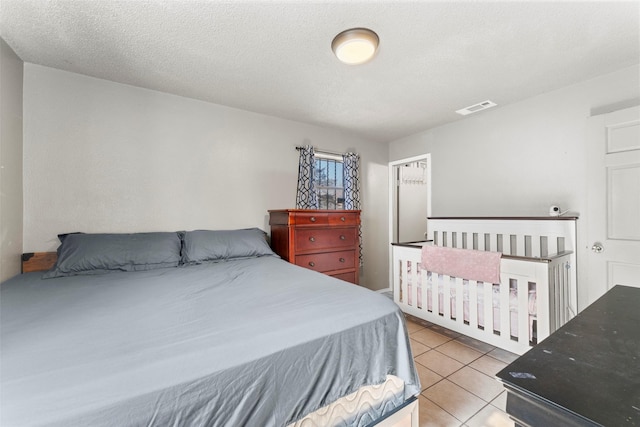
[558,262,565,328]
[419,267,427,311]
[402,259,409,305]
[426,271,433,313]
[548,236,559,255]
[489,233,495,251]
[483,282,493,339]
[517,279,530,345]
[516,235,526,256]
[393,254,404,304]
[556,262,566,328]
[455,232,463,249]
[531,236,541,258]
[502,236,511,256]
[441,275,451,320]
[454,277,464,326]
[489,233,498,252]
[403,259,408,305]
[468,279,479,330]
[562,258,576,320]
[499,278,510,341]
[536,263,551,341]
[410,261,418,309]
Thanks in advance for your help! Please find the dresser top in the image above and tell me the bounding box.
[496,285,640,426]
[268,209,360,213]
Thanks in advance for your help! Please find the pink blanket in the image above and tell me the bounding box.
[421,245,502,284]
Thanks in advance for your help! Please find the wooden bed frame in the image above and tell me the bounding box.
[21,252,57,273]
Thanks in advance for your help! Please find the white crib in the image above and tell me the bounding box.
[392,217,578,355]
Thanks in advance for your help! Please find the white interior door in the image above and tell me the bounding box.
[586,105,640,304]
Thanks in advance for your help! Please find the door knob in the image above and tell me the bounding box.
[591,242,604,253]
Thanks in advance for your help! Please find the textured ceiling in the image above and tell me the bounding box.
[1,1,639,142]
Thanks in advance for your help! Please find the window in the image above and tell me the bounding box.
[314,155,344,209]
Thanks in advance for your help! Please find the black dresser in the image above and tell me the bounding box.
[497,285,640,427]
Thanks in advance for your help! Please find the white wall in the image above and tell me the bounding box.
[23,64,390,290]
[0,38,24,282]
[389,64,640,309]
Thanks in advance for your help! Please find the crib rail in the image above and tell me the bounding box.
[429,217,576,258]
[393,244,573,355]
[428,217,578,317]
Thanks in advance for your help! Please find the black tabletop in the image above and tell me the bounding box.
[497,285,640,426]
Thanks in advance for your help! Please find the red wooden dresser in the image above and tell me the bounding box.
[268,209,360,284]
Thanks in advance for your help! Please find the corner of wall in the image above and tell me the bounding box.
[0,38,24,282]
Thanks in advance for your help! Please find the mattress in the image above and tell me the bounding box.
[1,256,420,426]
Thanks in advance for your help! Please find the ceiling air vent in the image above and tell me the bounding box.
[455,100,497,116]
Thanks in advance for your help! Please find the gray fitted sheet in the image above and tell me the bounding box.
[1,257,420,426]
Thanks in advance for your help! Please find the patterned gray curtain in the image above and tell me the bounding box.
[343,152,363,266]
[296,145,319,209]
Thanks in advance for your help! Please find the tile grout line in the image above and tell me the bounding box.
[419,393,467,424]
[407,315,516,426]
[420,388,495,425]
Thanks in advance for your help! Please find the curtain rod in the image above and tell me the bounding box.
[295,146,345,157]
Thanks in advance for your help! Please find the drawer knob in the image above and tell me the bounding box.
[340,216,346,221]
[340,235,346,240]
[339,258,346,263]
[309,261,315,267]
[310,216,316,222]
[309,236,315,242]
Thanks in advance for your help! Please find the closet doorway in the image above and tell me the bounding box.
[389,154,432,244]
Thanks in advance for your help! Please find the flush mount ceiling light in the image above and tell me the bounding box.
[331,28,379,65]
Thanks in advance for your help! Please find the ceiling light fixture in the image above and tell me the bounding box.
[332,28,379,65]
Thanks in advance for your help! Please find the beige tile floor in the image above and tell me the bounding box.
[405,314,519,427]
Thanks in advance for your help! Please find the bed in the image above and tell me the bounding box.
[1,229,420,426]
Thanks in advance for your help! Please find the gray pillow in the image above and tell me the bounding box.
[42,232,183,279]
[182,228,276,264]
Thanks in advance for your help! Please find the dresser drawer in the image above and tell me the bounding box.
[327,212,359,226]
[295,228,356,251]
[296,250,356,273]
[330,271,357,283]
[294,212,329,226]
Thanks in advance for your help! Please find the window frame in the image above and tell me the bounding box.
[314,152,345,210]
